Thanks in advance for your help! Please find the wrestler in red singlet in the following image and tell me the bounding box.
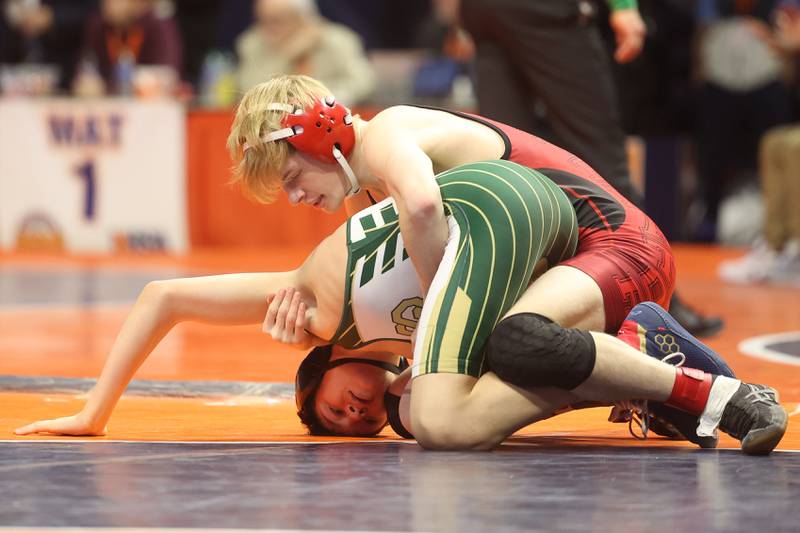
[438,109,676,332]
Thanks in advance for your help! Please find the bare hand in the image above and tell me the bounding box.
[609,9,646,64]
[262,288,324,350]
[14,414,106,437]
[774,7,800,52]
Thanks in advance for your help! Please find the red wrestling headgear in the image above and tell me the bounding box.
[284,97,355,163]
[244,96,360,196]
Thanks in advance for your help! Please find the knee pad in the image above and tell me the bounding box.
[486,313,596,390]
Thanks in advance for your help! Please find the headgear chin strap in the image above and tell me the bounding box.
[244,97,361,197]
[295,345,409,412]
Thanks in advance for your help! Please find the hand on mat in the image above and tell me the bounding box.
[263,287,326,350]
[14,414,107,437]
[609,8,646,64]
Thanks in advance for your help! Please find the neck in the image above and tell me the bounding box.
[348,118,383,192]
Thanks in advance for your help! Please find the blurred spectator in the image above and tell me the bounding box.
[461,0,647,206]
[0,0,94,91]
[719,4,800,285]
[412,0,476,104]
[718,125,800,285]
[172,0,221,90]
[235,0,375,104]
[74,0,182,96]
[693,0,793,242]
[609,0,697,137]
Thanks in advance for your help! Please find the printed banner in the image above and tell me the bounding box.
[0,98,187,252]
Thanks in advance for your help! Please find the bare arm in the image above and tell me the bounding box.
[363,115,449,294]
[15,271,297,436]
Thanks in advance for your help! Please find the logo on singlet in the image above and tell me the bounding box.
[392,297,423,336]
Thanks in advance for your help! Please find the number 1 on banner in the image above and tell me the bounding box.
[75,160,96,221]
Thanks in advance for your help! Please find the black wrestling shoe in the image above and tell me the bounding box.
[668,293,724,338]
[718,383,788,456]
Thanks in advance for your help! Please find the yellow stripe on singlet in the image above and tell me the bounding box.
[441,197,499,368]
[436,287,473,373]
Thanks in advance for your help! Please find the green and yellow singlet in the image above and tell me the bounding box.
[328,160,579,378]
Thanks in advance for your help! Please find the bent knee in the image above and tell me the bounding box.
[411,412,499,451]
[486,313,596,390]
[410,374,496,449]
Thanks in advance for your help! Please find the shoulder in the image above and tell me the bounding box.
[365,105,421,137]
[364,104,460,157]
[360,107,417,168]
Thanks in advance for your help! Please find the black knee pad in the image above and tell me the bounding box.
[486,313,596,390]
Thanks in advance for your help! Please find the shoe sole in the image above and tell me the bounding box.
[740,407,789,456]
[648,411,719,448]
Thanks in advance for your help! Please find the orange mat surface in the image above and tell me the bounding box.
[2,245,799,451]
[4,393,798,452]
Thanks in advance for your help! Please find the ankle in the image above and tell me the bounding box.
[665,367,713,416]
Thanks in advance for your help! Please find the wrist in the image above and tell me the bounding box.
[78,399,110,429]
[77,412,105,433]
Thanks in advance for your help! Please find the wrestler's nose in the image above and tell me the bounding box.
[346,403,368,419]
[284,184,305,205]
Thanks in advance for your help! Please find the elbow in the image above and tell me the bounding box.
[140,280,175,323]
[406,197,442,226]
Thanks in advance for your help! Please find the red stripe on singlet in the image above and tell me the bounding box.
[560,186,613,231]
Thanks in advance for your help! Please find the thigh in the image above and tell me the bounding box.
[509,217,676,333]
[760,126,793,246]
[504,264,606,331]
[411,206,534,378]
[412,163,578,378]
[410,370,580,449]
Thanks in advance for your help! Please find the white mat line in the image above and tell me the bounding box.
[738,332,800,367]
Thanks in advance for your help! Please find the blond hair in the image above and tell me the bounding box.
[227,74,332,203]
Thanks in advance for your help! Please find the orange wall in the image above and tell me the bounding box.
[186,109,347,251]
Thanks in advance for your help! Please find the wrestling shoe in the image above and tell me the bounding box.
[718,240,777,285]
[716,382,788,456]
[615,302,736,448]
